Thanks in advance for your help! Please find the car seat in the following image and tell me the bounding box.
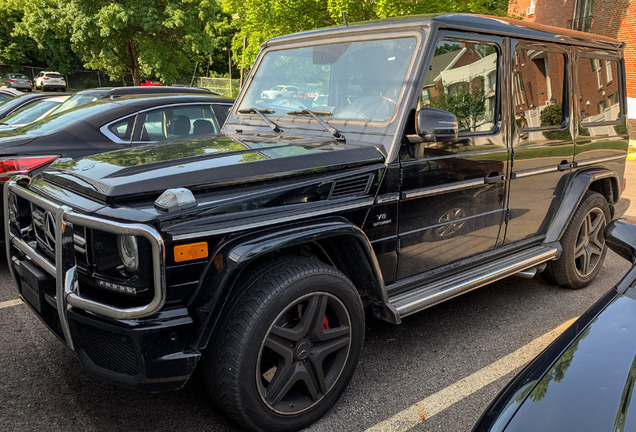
[170,115,191,137]
[193,119,215,135]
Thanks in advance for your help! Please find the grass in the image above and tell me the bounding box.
[629,140,636,161]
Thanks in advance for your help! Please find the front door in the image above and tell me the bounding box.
[397,32,508,279]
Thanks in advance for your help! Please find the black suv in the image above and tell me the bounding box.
[4,14,630,432]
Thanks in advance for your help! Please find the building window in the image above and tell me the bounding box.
[513,46,566,129]
[579,56,621,125]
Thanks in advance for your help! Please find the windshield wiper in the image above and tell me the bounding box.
[287,109,345,142]
[238,107,282,133]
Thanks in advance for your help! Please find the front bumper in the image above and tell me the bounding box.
[5,177,199,391]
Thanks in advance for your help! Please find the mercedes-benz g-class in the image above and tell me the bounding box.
[5,14,630,432]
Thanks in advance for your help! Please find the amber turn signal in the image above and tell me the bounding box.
[174,242,208,262]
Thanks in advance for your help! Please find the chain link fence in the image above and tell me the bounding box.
[197,77,241,97]
[0,65,133,89]
[1,65,240,97]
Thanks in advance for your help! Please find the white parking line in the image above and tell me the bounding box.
[366,317,577,432]
[0,298,23,309]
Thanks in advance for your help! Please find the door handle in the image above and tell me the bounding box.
[484,173,506,184]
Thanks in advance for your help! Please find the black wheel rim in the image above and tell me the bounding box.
[574,207,606,277]
[257,292,352,415]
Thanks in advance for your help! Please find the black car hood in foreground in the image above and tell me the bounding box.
[474,220,636,432]
[40,134,385,203]
[502,290,636,431]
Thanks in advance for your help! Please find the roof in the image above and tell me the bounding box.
[80,86,219,97]
[101,93,234,105]
[266,13,624,51]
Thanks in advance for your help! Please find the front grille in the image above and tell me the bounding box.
[31,204,89,270]
[40,304,64,340]
[74,321,140,376]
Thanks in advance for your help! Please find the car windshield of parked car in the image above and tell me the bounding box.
[0,95,34,119]
[0,102,114,137]
[0,98,64,126]
[237,37,417,123]
[51,93,103,115]
[9,73,28,79]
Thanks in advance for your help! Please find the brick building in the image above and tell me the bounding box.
[509,0,636,128]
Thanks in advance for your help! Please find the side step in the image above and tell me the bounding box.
[388,245,559,318]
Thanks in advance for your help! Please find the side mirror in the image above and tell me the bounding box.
[416,107,458,142]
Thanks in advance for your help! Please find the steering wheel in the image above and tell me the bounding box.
[335,96,396,121]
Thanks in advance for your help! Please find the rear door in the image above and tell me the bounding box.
[504,40,573,244]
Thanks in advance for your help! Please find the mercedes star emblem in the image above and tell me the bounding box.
[43,211,56,250]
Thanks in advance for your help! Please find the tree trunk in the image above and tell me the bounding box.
[128,40,141,86]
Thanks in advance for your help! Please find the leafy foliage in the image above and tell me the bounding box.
[429,82,487,132]
[223,0,511,69]
[540,103,563,127]
[2,0,236,85]
[0,0,82,72]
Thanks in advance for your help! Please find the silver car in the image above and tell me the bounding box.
[3,73,32,92]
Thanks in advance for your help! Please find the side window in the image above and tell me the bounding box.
[139,105,219,141]
[578,56,621,125]
[107,116,134,141]
[419,39,499,134]
[513,46,567,130]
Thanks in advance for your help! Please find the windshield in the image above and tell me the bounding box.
[52,93,105,115]
[0,95,33,115]
[1,98,64,125]
[0,101,116,138]
[238,37,417,123]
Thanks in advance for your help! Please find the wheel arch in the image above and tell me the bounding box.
[189,216,398,350]
[545,168,620,244]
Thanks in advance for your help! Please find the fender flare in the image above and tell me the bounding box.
[188,216,396,350]
[545,168,620,244]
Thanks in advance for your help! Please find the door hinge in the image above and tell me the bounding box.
[396,238,401,254]
[505,209,511,223]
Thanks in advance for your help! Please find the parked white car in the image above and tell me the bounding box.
[34,71,66,91]
[260,84,299,100]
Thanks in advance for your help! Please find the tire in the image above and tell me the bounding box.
[205,257,364,432]
[542,191,610,289]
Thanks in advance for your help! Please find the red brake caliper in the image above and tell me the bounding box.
[322,314,330,330]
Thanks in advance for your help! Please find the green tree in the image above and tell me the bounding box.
[19,0,231,85]
[0,0,81,73]
[429,81,487,132]
[223,0,511,74]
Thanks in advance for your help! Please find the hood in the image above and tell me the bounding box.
[41,134,385,203]
[502,291,636,431]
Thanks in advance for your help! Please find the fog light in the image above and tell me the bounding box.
[95,279,139,295]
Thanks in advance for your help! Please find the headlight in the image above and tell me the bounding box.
[117,235,139,273]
